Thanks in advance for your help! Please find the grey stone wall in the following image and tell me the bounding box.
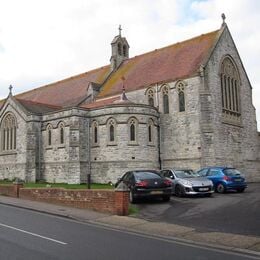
[40,109,86,183]
[89,104,159,183]
[121,78,202,171]
[203,26,260,181]
[0,98,28,181]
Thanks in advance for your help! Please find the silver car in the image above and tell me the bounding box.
[160,169,214,197]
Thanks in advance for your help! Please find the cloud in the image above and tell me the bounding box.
[0,0,259,129]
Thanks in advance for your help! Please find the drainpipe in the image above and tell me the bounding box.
[87,119,91,189]
[157,115,162,170]
[38,122,41,181]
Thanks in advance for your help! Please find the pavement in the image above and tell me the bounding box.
[0,195,260,257]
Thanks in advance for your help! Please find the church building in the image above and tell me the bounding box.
[0,16,259,183]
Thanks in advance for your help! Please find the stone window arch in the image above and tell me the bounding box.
[220,56,240,120]
[92,121,98,145]
[177,81,185,112]
[58,122,65,145]
[147,88,155,106]
[148,119,154,144]
[46,124,53,146]
[1,112,17,151]
[162,85,169,114]
[128,117,138,144]
[107,118,116,144]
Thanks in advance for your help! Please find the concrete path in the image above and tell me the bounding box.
[0,195,260,257]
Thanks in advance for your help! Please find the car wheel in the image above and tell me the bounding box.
[162,196,170,202]
[237,188,245,193]
[175,185,184,197]
[129,190,136,204]
[216,183,226,193]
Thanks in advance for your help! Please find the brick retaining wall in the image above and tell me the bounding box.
[0,184,17,197]
[0,184,129,215]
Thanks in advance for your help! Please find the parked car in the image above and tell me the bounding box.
[115,170,172,203]
[196,167,247,193]
[160,169,214,197]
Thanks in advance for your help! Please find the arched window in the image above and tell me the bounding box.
[177,82,185,112]
[107,119,116,143]
[117,42,122,55]
[162,85,169,114]
[147,89,155,106]
[148,119,154,144]
[1,113,17,151]
[128,118,138,143]
[123,45,127,57]
[220,57,240,118]
[58,122,65,145]
[92,121,98,145]
[46,124,52,146]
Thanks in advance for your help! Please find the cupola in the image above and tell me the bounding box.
[110,25,130,71]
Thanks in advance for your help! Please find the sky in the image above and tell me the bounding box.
[0,0,259,129]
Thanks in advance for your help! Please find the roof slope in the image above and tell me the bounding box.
[98,29,220,98]
[15,66,110,108]
[0,28,221,113]
[17,99,62,114]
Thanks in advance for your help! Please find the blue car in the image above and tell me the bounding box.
[197,167,247,193]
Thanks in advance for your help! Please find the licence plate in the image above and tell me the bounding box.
[199,188,209,191]
[150,191,163,195]
[234,179,242,182]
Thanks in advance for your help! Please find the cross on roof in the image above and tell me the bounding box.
[118,25,122,36]
[9,84,13,95]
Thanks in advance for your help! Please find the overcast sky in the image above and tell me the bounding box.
[0,0,259,129]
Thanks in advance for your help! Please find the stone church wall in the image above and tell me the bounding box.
[89,104,159,183]
[40,109,87,184]
[204,27,260,181]
[0,102,28,181]
[124,77,202,171]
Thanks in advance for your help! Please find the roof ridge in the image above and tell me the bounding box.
[124,29,220,62]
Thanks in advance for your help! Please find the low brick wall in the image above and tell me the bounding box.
[20,188,117,214]
[0,184,129,215]
[0,184,17,197]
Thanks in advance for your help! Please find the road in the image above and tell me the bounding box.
[0,204,258,260]
[135,183,260,237]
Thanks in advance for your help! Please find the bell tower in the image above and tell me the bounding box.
[110,25,129,71]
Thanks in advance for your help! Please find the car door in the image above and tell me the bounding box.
[206,169,222,186]
[162,170,176,192]
[121,172,133,188]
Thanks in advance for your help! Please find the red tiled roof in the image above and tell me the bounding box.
[81,96,120,109]
[15,66,110,108]
[98,29,220,98]
[17,99,62,114]
[0,28,221,113]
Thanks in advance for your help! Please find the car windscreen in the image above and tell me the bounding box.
[134,172,161,180]
[223,168,241,176]
[175,170,199,178]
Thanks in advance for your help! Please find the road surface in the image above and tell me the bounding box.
[0,204,258,260]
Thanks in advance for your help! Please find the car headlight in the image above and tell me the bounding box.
[179,179,192,187]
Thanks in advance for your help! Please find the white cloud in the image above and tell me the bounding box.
[0,0,259,129]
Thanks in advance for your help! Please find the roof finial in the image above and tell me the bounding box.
[118,24,122,37]
[221,13,226,27]
[120,76,127,101]
[9,84,13,96]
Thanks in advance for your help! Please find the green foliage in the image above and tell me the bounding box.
[128,205,139,215]
[0,180,114,190]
